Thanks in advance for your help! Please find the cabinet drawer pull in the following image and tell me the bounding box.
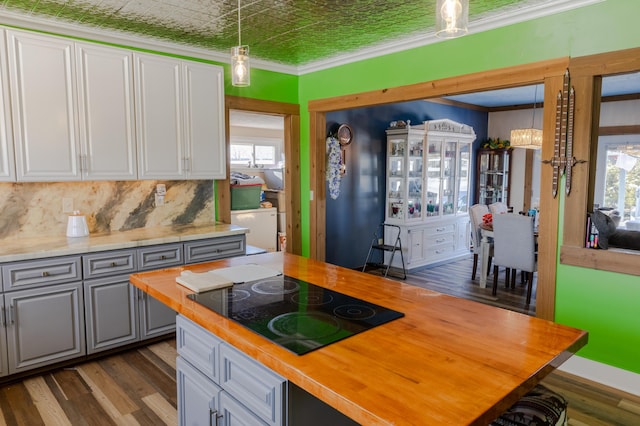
[160,255,167,260]
[435,249,444,254]
[110,262,118,267]
[436,227,446,232]
[41,271,50,277]
[436,238,445,243]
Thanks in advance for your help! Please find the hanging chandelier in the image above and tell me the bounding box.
[511,85,543,149]
[231,0,250,87]
[435,0,469,39]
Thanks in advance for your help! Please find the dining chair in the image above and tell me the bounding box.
[489,201,509,216]
[491,213,536,305]
[469,204,492,280]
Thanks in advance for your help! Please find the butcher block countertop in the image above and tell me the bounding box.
[129,252,588,425]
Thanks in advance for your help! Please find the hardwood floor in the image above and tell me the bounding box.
[0,256,638,425]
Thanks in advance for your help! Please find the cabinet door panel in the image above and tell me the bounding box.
[0,298,7,377]
[7,30,80,181]
[220,343,285,426]
[0,29,15,182]
[84,277,138,354]
[76,43,136,180]
[5,282,85,373]
[183,61,226,179]
[177,356,221,426]
[219,391,268,426]
[140,291,176,339]
[135,53,184,179]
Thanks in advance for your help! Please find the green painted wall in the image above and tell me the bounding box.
[297,0,640,375]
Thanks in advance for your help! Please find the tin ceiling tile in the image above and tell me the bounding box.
[0,0,571,66]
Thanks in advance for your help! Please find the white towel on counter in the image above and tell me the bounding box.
[176,270,233,293]
[209,265,282,283]
[176,265,282,293]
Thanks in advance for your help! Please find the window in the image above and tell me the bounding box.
[561,50,640,276]
[230,137,282,168]
[594,137,640,226]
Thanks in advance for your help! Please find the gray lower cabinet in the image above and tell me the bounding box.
[84,274,138,354]
[176,315,356,426]
[177,315,280,426]
[4,282,85,374]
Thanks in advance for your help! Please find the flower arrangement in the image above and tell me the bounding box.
[482,213,493,225]
[481,137,511,149]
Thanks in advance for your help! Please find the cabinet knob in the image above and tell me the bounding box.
[41,271,50,277]
[111,262,117,267]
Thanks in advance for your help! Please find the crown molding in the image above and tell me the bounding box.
[296,0,604,75]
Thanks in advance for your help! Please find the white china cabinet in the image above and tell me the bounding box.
[385,119,475,269]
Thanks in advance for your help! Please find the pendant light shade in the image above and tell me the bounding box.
[231,45,250,87]
[435,0,469,39]
[511,85,542,149]
[231,0,250,87]
[510,128,543,149]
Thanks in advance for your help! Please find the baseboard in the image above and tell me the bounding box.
[558,355,640,397]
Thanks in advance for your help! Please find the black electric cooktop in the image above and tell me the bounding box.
[187,275,404,355]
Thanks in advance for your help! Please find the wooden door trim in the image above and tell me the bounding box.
[222,96,302,255]
[309,58,569,320]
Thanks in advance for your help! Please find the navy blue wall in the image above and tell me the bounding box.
[325,101,488,269]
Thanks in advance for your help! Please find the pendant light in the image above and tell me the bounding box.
[511,85,543,149]
[435,0,469,39]
[231,0,250,87]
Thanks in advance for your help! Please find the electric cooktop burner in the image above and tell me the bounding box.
[187,275,404,355]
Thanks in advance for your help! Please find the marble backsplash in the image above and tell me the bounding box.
[0,180,215,240]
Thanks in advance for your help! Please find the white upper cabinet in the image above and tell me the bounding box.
[76,43,137,180]
[134,53,184,179]
[135,53,226,180]
[1,26,225,182]
[183,61,226,179]
[0,30,16,182]
[7,29,80,181]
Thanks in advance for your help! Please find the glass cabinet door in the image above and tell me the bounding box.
[426,140,441,216]
[476,149,510,206]
[457,143,470,213]
[441,141,457,216]
[387,137,406,219]
[407,136,423,220]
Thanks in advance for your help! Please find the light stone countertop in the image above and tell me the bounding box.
[0,223,248,263]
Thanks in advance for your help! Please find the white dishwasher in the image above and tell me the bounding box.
[231,207,278,252]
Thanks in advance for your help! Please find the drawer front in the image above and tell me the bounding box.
[220,343,285,426]
[137,243,183,271]
[2,256,82,291]
[184,235,246,264]
[83,250,136,280]
[424,243,456,260]
[176,315,221,383]
[425,232,455,246]
[425,223,455,237]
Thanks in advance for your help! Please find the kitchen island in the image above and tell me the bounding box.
[129,252,588,425]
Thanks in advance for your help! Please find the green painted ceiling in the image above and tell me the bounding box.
[0,0,569,66]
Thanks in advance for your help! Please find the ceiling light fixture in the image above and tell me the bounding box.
[435,0,469,39]
[231,0,250,87]
[511,85,543,149]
